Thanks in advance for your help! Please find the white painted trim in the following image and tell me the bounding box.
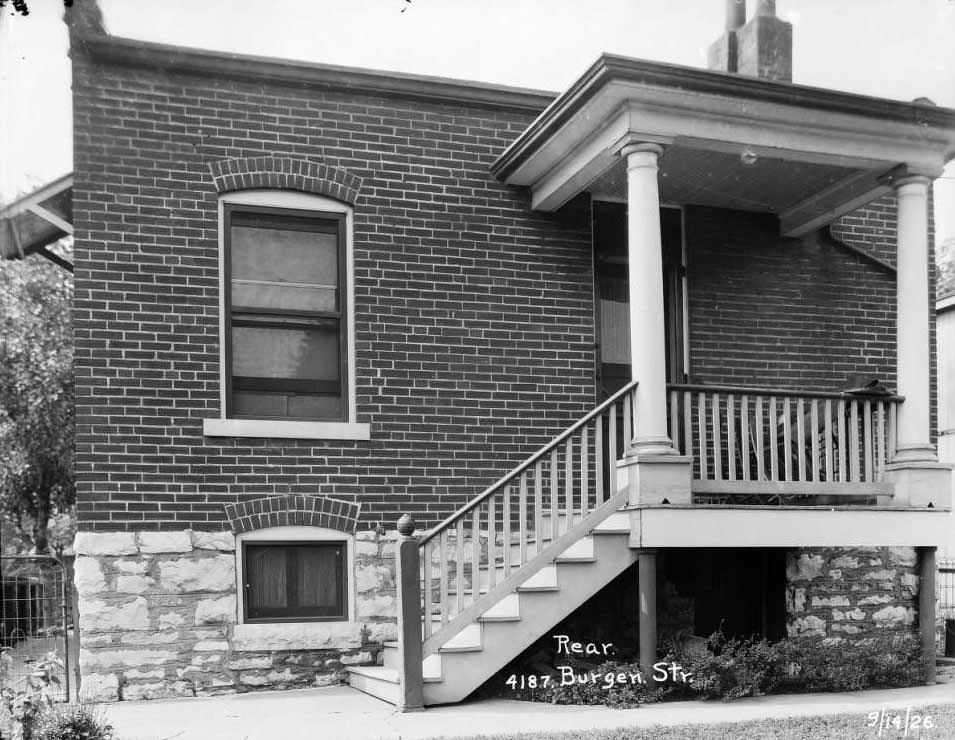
[630,507,950,548]
[203,418,370,440]
[213,189,363,439]
[235,525,357,625]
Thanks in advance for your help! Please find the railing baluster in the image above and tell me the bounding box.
[849,400,861,483]
[727,393,736,481]
[455,517,465,615]
[580,425,589,518]
[683,391,692,467]
[623,392,633,456]
[471,506,481,604]
[423,539,433,639]
[837,399,847,482]
[769,396,778,481]
[534,460,544,554]
[564,439,574,528]
[741,395,750,481]
[698,392,708,480]
[609,404,618,496]
[595,412,605,505]
[755,395,765,481]
[863,399,873,482]
[669,389,679,454]
[439,529,449,625]
[712,393,722,480]
[824,399,833,483]
[876,401,887,481]
[796,397,806,482]
[487,494,496,590]
[550,449,559,540]
[888,401,897,461]
[782,397,792,482]
[519,473,528,566]
[810,399,820,483]
[502,485,512,579]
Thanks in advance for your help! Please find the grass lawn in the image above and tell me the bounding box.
[428,703,955,740]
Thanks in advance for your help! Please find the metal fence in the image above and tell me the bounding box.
[0,555,79,701]
[940,558,955,658]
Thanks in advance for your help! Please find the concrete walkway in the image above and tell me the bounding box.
[103,682,955,740]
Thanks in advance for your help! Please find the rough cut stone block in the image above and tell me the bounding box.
[863,569,897,581]
[785,586,806,613]
[114,559,148,575]
[267,668,296,683]
[859,594,893,605]
[873,605,916,628]
[354,541,379,557]
[787,615,826,637]
[158,612,186,629]
[138,531,193,554]
[887,546,917,567]
[239,674,271,687]
[232,621,362,652]
[832,555,860,569]
[115,575,155,594]
[195,595,237,625]
[357,593,396,619]
[158,554,236,592]
[124,668,165,680]
[75,532,138,557]
[355,563,394,593]
[191,530,236,552]
[81,648,177,671]
[787,553,824,581]
[73,557,106,596]
[340,651,372,666]
[811,595,850,607]
[80,597,150,632]
[900,573,918,598]
[229,656,272,670]
[80,673,119,702]
[194,640,230,652]
[120,631,180,646]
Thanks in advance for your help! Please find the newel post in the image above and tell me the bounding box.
[396,514,424,712]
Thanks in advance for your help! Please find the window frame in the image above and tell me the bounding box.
[205,191,370,440]
[223,203,348,422]
[241,539,348,623]
[234,525,357,626]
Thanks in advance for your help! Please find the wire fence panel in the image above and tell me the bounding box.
[0,555,78,701]
[940,559,955,659]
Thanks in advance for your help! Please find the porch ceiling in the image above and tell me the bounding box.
[493,54,955,237]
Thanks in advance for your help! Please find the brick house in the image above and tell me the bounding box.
[65,1,955,705]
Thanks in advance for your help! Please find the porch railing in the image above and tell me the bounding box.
[416,380,639,637]
[667,384,902,497]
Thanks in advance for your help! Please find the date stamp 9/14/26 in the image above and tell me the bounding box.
[866,707,934,737]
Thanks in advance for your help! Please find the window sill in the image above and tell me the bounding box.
[203,418,371,440]
[232,621,362,652]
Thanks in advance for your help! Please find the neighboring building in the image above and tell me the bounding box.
[936,236,955,559]
[66,0,955,705]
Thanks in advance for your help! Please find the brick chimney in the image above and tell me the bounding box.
[708,0,793,83]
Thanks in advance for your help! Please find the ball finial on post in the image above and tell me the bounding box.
[396,514,416,537]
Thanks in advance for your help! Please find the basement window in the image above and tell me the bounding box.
[242,541,348,622]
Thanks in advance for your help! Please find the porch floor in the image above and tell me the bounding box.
[103,679,954,740]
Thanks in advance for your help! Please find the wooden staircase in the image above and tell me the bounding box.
[347,381,641,707]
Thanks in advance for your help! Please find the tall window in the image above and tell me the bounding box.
[224,205,347,421]
[242,541,347,622]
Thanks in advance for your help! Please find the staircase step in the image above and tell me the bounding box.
[592,511,631,533]
[517,564,559,591]
[479,593,521,622]
[380,644,443,682]
[438,622,483,653]
[555,536,595,562]
[347,666,400,705]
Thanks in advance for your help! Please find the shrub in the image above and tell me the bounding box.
[31,703,113,740]
[668,631,785,701]
[524,662,670,709]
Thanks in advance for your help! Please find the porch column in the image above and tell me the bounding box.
[893,175,936,464]
[623,143,674,454]
[637,549,658,681]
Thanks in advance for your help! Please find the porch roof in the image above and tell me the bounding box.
[491,54,955,235]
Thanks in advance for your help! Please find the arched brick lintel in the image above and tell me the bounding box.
[209,157,362,205]
[224,495,361,535]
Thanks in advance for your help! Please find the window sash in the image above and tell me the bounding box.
[224,204,348,421]
[243,541,348,622]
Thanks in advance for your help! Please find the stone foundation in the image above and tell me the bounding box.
[785,546,919,639]
[74,529,397,701]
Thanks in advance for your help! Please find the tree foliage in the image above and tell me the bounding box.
[0,245,74,554]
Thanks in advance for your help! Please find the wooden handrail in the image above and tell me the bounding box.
[668,382,904,403]
[417,379,639,546]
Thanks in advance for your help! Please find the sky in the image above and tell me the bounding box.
[0,0,953,238]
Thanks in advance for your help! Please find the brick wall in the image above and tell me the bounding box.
[72,50,595,532]
[686,206,899,391]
